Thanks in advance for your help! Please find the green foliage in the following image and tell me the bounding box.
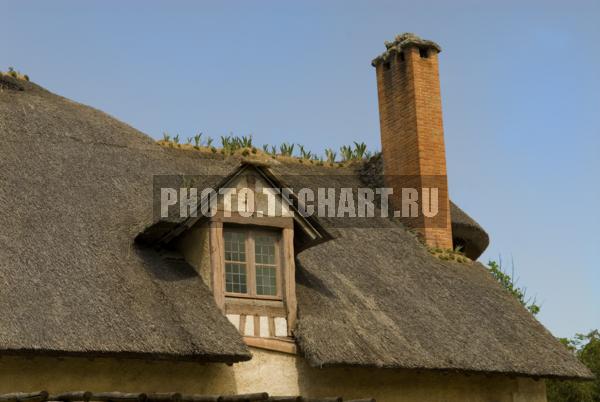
[241,135,253,148]
[193,133,202,147]
[220,135,237,154]
[279,142,295,157]
[427,245,469,263]
[487,259,540,316]
[220,134,253,154]
[353,141,367,159]
[486,259,598,402]
[340,145,354,162]
[298,145,313,160]
[157,131,376,166]
[2,67,30,81]
[547,330,600,402]
[325,148,336,163]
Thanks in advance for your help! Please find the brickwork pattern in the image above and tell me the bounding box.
[375,45,453,249]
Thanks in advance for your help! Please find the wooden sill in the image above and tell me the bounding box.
[224,293,283,302]
[243,336,297,355]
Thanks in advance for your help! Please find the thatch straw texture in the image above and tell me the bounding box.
[0,80,590,379]
[0,80,248,362]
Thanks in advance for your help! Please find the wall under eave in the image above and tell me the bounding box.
[0,349,547,402]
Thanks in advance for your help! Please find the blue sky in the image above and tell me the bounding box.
[3,0,599,338]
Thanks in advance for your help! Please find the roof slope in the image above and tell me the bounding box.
[257,163,590,378]
[0,80,249,362]
[0,79,590,379]
[293,224,590,378]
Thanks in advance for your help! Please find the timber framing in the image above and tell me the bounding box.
[0,392,375,402]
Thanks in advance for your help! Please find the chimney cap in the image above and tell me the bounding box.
[371,33,442,66]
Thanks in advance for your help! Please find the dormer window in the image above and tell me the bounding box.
[224,228,281,299]
[166,164,327,354]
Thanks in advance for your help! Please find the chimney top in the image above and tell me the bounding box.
[371,33,442,67]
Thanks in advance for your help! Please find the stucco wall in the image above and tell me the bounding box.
[0,349,546,402]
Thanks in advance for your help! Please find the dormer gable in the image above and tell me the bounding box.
[145,163,329,354]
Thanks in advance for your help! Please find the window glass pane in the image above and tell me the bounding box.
[256,265,277,296]
[255,235,275,265]
[225,262,247,294]
[224,231,246,262]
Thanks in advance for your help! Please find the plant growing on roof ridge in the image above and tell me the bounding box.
[206,136,213,147]
[186,137,192,145]
[280,142,295,157]
[325,148,336,164]
[221,135,233,154]
[298,145,313,160]
[340,145,354,162]
[240,135,253,148]
[162,132,171,142]
[487,259,540,316]
[193,133,202,147]
[353,141,368,159]
[3,66,30,81]
[173,134,180,144]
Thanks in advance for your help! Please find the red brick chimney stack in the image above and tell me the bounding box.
[372,33,453,249]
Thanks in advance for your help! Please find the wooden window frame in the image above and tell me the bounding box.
[223,227,283,301]
[209,215,297,336]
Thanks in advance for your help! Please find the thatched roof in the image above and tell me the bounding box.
[0,80,249,363]
[0,80,591,379]
[293,224,590,378]
[358,153,490,259]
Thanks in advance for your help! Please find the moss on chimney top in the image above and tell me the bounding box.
[372,32,442,66]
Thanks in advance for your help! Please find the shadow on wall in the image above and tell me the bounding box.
[0,356,238,394]
[294,358,547,401]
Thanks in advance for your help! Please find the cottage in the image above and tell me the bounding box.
[0,33,591,401]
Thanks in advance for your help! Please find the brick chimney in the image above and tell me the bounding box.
[372,33,453,249]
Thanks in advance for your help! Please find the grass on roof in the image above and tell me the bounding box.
[157,133,375,168]
[0,67,29,81]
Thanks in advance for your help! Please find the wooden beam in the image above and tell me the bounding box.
[0,392,48,402]
[49,392,91,402]
[90,393,146,402]
[209,221,225,311]
[243,336,297,354]
[282,227,297,336]
[212,212,294,230]
[220,393,268,402]
[224,298,286,317]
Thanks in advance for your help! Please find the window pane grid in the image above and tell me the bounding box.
[256,265,277,296]
[224,231,246,262]
[223,229,280,299]
[225,262,247,293]
[255,235,276,265]
[224,231,248,294]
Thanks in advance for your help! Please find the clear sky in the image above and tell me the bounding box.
[3,0,599,338]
